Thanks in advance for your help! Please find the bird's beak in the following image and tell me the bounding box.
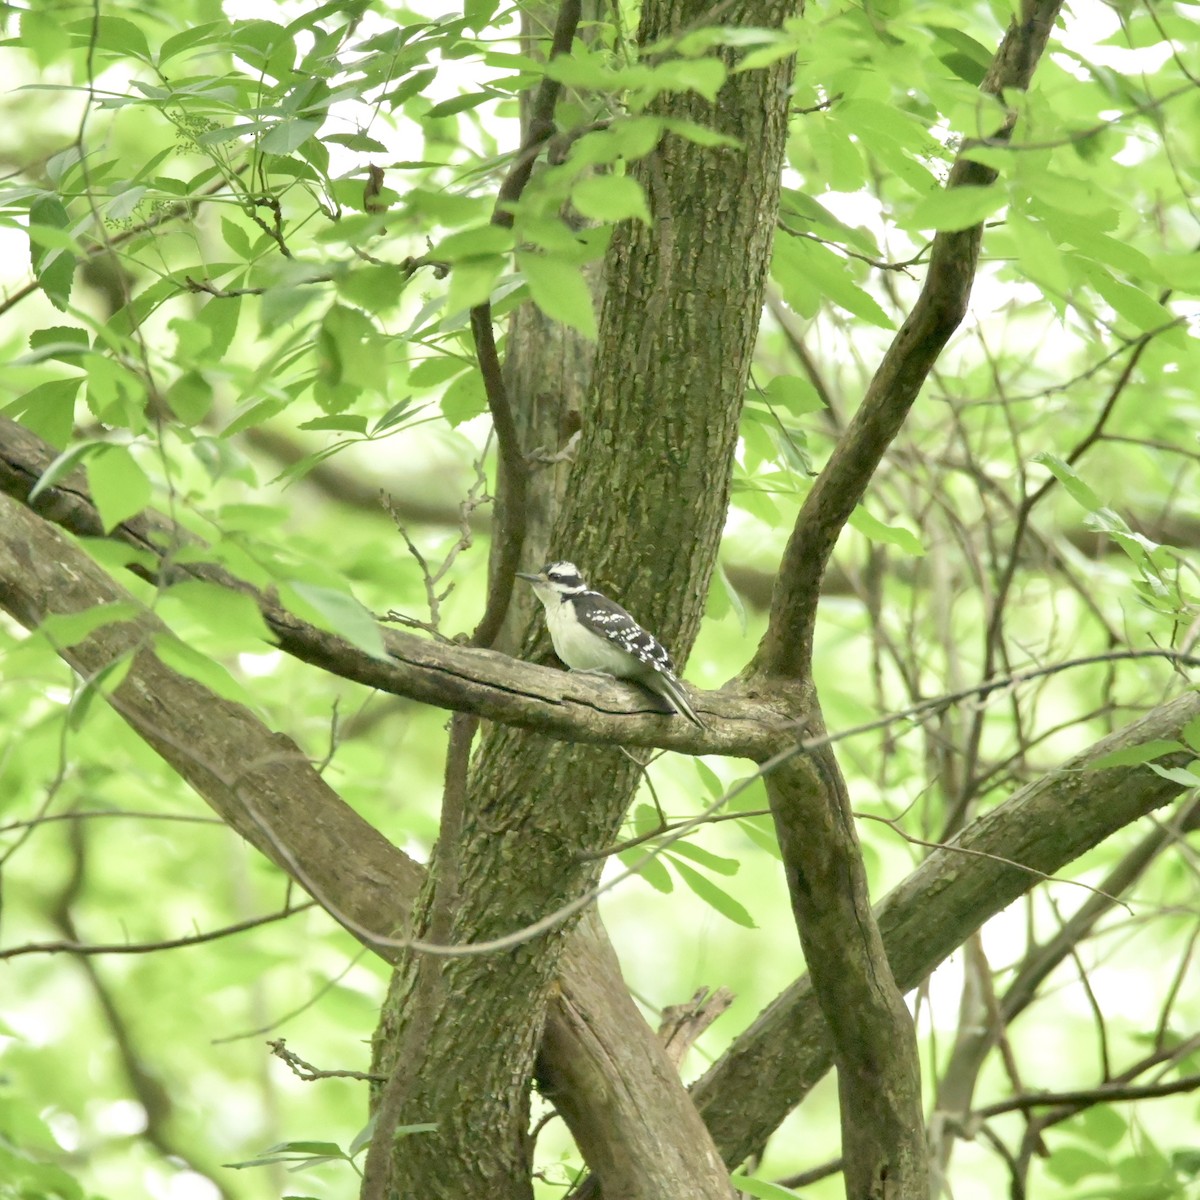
[516,571,543,583]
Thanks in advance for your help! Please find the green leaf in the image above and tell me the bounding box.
[1073,1104,1128,1150]
[773,234,894,328]
[373,396,423,434]
[29,194,75,311]
[221,216,253,260]
[441,370,487,426]
[286,582,387,660]
[348,1117,376,1158]
[160,580,274,649]
[1007,211,1071,296]
[1090,740,1184,770]
[1147,762,1200,787]
[152,633,257,706]
[260,118,322,155]
[763,375,823,415]
[706,563,747,632]
[198,295,242,358]
[694,758,724,798]
[316,304,386,397]
[337,265,405,313]
[659,117,741,148]
[732,1173,804,1199]
[1172,1149,1200,1179]
[1029,171,1117,218]
[571,175,651,224]
[409,356,469,388]
[260,284,319,333]
[394,1123,438,1138]
[29,325,89,363]
[650,57,727,102]
[25,225,84,256]
[839,99,935,156]
[668,859,756,927]
[20,7,71,67]
[1044,1144,1111,1184]
[231,18,295,80]
[445,256,505,317]
[1032,453,1100,511]
[260,1141,347,1157]
[167,371,214,425]
[323,132,389,152]
[1084,263,1176,334]
[158,22,225,65]
[36,602,141,650]
[632,803,664,837]
[849,507,925,555]
[4,378,81,447]
[87,445,151,532]
[908,184,1006,232]
[737,812,781,860]
[28,440,102,502]
[69,15,151,60]
[927,25,993,68]
[669,840,740,876]
[567,118,663,167]
[385,67,437,107]
[806,115,866,192]
[426,91,497,118]
[1180,715,1200,753]
[516,252,597,338]
[79,535,157,576]
[619,848,673,893]
[298,414,369,433]
[213,504,289,534]
[68,655,133,729]
[434,225,514,260]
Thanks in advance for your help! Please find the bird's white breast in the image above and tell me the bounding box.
[544,599,641,677]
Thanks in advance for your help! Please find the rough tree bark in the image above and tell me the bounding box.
[364,0,800,1195]
[738,5,1064,1196]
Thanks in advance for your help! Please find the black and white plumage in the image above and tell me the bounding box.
[517,562,704,728]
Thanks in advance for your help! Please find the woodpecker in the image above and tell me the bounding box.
[518,562,704,728]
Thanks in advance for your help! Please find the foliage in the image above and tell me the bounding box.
[1,0,1199,1197]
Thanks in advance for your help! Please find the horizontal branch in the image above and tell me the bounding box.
[0,903,314,959]
[973,1072,1200,1118]
[0,416,780,758]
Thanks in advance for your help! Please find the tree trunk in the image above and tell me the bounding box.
[366,0,799,1194]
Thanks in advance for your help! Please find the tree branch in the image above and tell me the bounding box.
[467,0,583,648]
[973,1072,1200,1118]
[0,415,776,756]
[1,903,315,959]
[690,689,1200,1166]
[755,0,1064,679]
[740,9,1066,1196]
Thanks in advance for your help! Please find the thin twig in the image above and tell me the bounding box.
[0,902,314,959]
[467,0,582,649]
[268,1038,385,1083]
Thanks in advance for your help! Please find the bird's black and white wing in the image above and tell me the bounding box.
[574,592,705,727]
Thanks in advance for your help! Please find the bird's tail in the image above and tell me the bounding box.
[649,670,705,729]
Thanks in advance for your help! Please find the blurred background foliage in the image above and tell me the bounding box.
[1,0,1200,1196]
